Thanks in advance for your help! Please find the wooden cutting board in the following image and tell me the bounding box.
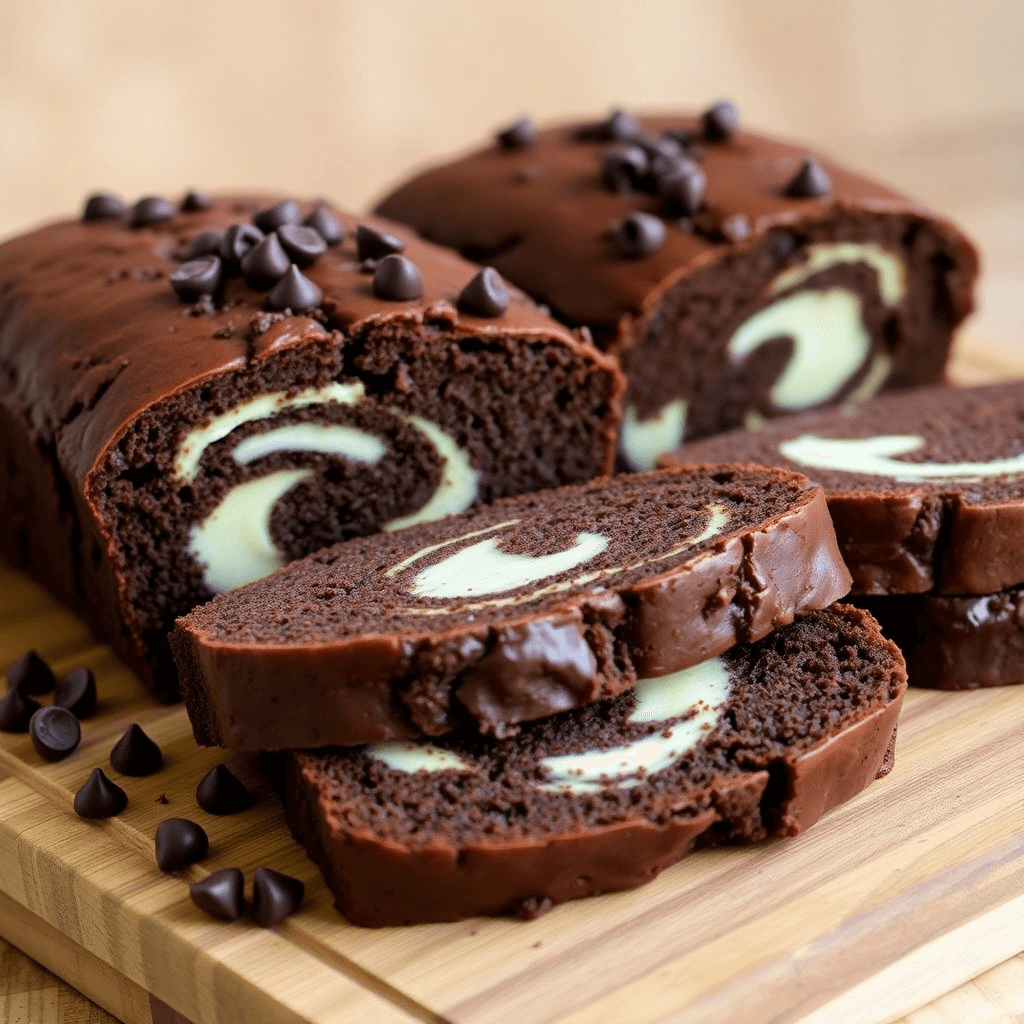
[1,334,1023,1024]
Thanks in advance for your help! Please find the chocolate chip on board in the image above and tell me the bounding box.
[6,649,56,695]
[0,688,41,733]
[29,706,81,762]
[196,763,254,815]
[110,723,163,776]
[251,866,305,926]
[74,768,128,819]
[155,818,210,872]
[54,667,98,719]
[190,867,245,920]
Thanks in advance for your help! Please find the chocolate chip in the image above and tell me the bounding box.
[0,689,40,733]
[241,234,291,289]
[266,265,323,312]
[170,256,222,302]
[601,144,648,193]
[110,723,163,776]
[220,223,265,267]
[181,190,213,212]
[785,158,833,199]
[659,164,707,216]
[251,867,304,926]
[663,126,697,148]
[579,108,640,142]
[303,206,345,246]
[634,131,685,163]
[252,199,301,233]
[613,212,666,258]
[185,229,225,260]
[73,768,127,819]
[458,268,510,317]
[53,667,97,719]
[82,192,126,221]
[29,706,81,762]
[277,224,328,267]
[372,254,424,301]
[129,196,175,228]
[720,213,752,243]
[190,868,245,921]
[702,101,740,142]
[6,650,55,695]
[496,116,537,150]
[356,224,406,262]
[196,763,253,815]
[155,818,209,872]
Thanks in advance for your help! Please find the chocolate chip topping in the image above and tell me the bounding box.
[220,223,265,266]
[276,224,328,267]
[251,866,304,926]
[613,212,666,258]
[155,818,209,872]
[373,254,424,301]
[659,163,707,215]
[54,667,97,719]
[128,196,175,229]
[190,868,245,920]
[252,199,301,233]
[266,264,323,312]
[241,234,291,289]
[195,763,253,815]
[580,107,641,142]
[303,206,345,246]
[0,688,40,733]
[356,224,406,262]
[6,650,56,696]
[785,158,833,199]
[170,256,223,302]
[82,192,126,222]
[702,101,740,142]
[73,768,127,819]
[110,723,163,776]
[185,229,225,261]
[181,190,213,212]
[601,144,648,193]
[29,706,81,762]
[457,267,510,317]
[496,117,538,150]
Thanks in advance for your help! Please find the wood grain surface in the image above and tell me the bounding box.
[1,335,1023,1024]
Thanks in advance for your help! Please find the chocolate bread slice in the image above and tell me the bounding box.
[376,107,977,470]
[285,604,906,925]
[0,193,622,700]
[172,465,851,750]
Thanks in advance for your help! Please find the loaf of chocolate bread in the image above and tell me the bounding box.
[172,465,852,750]
[376,107,977,470]
[0,192,622,699]
[285,605,906,925]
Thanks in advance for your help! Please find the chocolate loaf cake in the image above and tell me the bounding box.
[0,192,622,700]
[285,604,906,925]
[376,106,978,470]
[172,465,852,750]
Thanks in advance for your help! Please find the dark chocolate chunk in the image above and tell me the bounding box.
[196,763,253,815]
[129,196,175,229]
[579,107,640,142]
[190,868,245,921]
[82,192,126,221]
[601,144,648,193]
[457,267,510,317]
[6,649,56,695]
[185,229,225,261]
[659,163,707,215]
[110,723,163,776]
[277,224,328,267]
[496,117,538,150]
[303,206,345,246]
[372,254,424,301]
[155,818,209,872]
[356,224,406,262]
[634,131,685,163]
[29,706,81,762]
[702,100,740,142]
[266,265,323,312]
[54,667,97,719]
[220,223,265,266]
[252,199,301,233]
[73,768,127,819]
[170,256,223,302]
[785,158,833,199]
[0,688,40,733]
[613,212,666,258]
[181,190,213,212]
[241,234,291,289]
[251,867,304,927]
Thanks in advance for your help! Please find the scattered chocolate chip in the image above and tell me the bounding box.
[659,163,707,216]
[0,689,40,733]
[613,212,666,258]
[634,131,685,163]
[155,818,209,872]
[252,199,301,233]
[110,723,163,776]
[702,101,740,142]
[356,224,405,262]
[196,763,253,815]
[458,268,510,317]
[181,190,213,212]
[82,192,126,221]
[785,158,833,199]
[220,223,265,267]
[170,256,222,302]
[6,650,56,695]
[601,144,648,193]
[720,213,752,243]
[277,224,327,267]
[53,667,97,719]
[266,265,323,312]
[373,254,423,301]
[185,229,224,260]
[241,234,291,289]
[29,706,81,762]
[73,768,127,819]
[190,868,245,921]
[129,196,175,229]
[251,867,304,927]
[496,116,537,150]
[303,206,345,246]
[579,107,640,142]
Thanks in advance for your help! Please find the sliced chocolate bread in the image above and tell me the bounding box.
[172,465,852,750]
[376,107,977,470]
[0,192,622,700]
[285,605,906,925]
